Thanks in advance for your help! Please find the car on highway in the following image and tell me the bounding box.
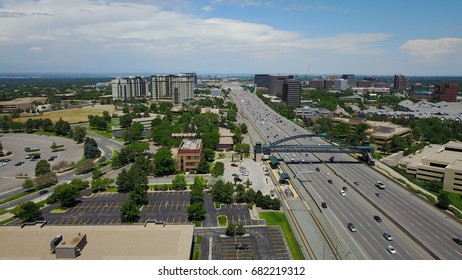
[340,190,346,196]
[452,238,462,245]
[342,186,348,192]
[327,179,333,184]
[235,243,249,250]
[315,167,320,172]
[231,163,238,167]
[353,181,360,186]
[347,223,357,232]
[325,172,330,175]
[375,181,385,189]
[373,215,382,222]
[387,245,396,254]
[383,232,393,241]
[321,202,327,208]
[375,193,382,198]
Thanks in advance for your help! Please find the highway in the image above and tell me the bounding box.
[229,83,462,260]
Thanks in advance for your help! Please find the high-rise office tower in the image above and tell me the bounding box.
[282,79,301,107]
[394,74,406,91]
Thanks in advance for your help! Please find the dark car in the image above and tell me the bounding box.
[14,162,23,166]
[453,238,462,245]
[327,179,333,184]
[234,177,242,183]
[315,167,320,172]
[231,163,238,167]
[235,243,249,250]
[321,202,327,208]
[48,157,55,161]
[39,190,48,195]
[342,186,348,192]
[353,181,360,186]
[375,193,382,198]
[373,215,382,222]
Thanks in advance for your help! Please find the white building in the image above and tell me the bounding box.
[111,76,147,100]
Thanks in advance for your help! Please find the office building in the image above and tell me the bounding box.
[269,75,293,96]
[254,74,270,88]
[0,97,48,113]
[177,139,203,172]
[333,79,348,91]
[341,74,356,87]
[357,80,373,88]
[394,74,406,91]
[434,82,458,102]
[398,141,462,195]
[282,79,301,107]
[309,79,324,89]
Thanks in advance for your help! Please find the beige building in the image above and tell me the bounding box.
[0,224,194,260]
[177,139,203,172]
[217,127,234,151]
[331,118,411,149]
[398,141,462,194]
[0,97,48,112]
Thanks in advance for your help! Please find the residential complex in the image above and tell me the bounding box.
[111,73,195,104]
[398,141,462,195]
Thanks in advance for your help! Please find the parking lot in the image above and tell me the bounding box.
[40,191,190,226]
[195,226,292,260]
[219,158,272,195]
[0,134,83,195]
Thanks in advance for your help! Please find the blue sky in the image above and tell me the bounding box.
[0,0,461,75]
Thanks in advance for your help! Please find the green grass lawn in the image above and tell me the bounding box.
[447,192,462,210]
[192,235,203,260]
[88,127,113,139]
[217,215,227,227]
[259,211,304,260]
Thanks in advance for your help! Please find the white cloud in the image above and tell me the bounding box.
[400,38,462,60]
[0,0,392,72]
[201,5,213,12]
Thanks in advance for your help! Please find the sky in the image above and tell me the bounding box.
[0,0,462,76]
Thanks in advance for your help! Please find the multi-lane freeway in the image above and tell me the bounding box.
[229,83,462,260]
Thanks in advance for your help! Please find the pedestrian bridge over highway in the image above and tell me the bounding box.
[254,133,375,165]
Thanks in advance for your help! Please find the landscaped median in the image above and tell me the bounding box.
[259,211,304,260]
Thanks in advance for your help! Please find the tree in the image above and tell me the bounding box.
[91,178,115,193]
[48,183,80,208]
[172,174,187,190]
[190,184,205,204]
[25,118,35,133]
[235,184,246,203]
[120,199,139,223]
[116,169,133,193]
[73,126,86,143]
[235,224,245,236]
[211,180,234,204]
[203,148,216,162]
[425,180,443,193]
[75,159,95,174]
[153,147,176,176]
[129,184,148,205]
[34,172,58,188]
[12,201,42,222]
[42,118,54,132]
[187,202,206,221]
[196,157,210,174]
[436,191,450,209]
[84,137,101,159]
[52,160,70,172]
[35,160,51,176]
[211,161,225,177]
[225,223,236,236]
[54,118,71,136]
[22,178,35,189]
[193,176,208,189]
[133,155,151,175]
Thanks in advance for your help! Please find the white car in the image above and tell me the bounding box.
[340,190,346,196]
[387,245,396,254]
[383,232,393,241]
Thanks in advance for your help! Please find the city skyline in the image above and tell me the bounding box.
[0,0,461,75]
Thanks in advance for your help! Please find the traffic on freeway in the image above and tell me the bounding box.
[229,83,462,260]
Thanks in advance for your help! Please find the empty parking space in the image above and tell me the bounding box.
[218,204,265,226]
[41,191,190,226]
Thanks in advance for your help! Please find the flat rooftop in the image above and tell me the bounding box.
[179,139,202,151]
[0,224,194,260]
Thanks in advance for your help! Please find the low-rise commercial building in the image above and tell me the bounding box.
[0,97,48,112]
[398,141,462,195]
[177,139,203,172]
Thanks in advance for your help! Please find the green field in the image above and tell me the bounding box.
[259,211,304,260]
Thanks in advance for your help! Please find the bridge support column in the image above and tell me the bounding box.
[254,141,262,163]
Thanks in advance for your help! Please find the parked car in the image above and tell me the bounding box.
[231,163,238,167]
[235,243,249,250]
[232,173,239,177]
